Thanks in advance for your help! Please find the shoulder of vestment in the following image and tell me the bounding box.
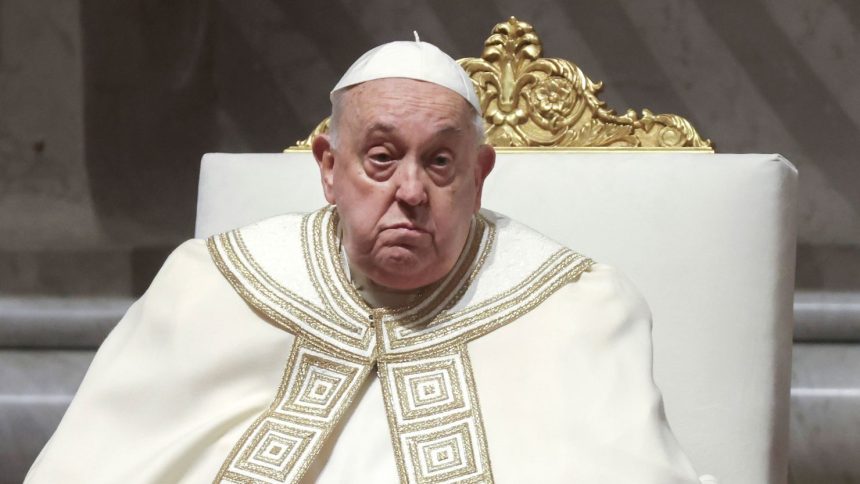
[205,207,596,360]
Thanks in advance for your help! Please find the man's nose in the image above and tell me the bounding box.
[393,159,428,206]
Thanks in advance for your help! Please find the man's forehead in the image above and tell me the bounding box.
[334,78,478,147]
[345,79,473,121]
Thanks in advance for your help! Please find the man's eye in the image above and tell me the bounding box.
[431,156,451,167]
[369,152,393,163]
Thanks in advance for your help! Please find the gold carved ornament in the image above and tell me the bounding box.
[291,17,712,151]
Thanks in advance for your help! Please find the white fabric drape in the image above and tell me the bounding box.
[27,212,700,483]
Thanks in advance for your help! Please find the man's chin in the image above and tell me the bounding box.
[371,248,437,290]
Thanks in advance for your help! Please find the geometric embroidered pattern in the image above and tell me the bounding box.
[208,206,594,484]
[377,249,591,358]
[379,347,493,483]
[215,338,371,484]
[208,225,376,361]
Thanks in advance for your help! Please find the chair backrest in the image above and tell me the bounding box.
[196,150,797,484]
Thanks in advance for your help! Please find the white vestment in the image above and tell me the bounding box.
[26,207,700,483]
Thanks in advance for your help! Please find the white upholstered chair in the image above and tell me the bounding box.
[195,16,797,482]
[195,150,797,484]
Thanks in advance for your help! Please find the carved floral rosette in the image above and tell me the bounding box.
[293,17,712,150]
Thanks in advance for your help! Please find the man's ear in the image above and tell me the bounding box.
[472,144,496,212]
[312,134,337,205]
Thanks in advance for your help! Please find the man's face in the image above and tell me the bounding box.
[313,78,495,291]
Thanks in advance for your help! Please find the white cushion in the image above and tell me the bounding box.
[196,151,797,484]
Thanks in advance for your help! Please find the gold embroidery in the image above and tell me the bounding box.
[379,217,493,325]
[215,338,372,484]
[378,345,493,483]
[319,206,492,327]
[208,233,375,360]
[381,250,593,358]
[396,248,571,338]
[306,209,371,324]
[233,228,365,337]
[208,207,595,483]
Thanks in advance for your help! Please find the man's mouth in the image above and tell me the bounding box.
[384,223,428,233]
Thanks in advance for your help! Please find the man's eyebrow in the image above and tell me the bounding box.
[365,122,397,134]
[436,125,464,136]
[362,122,464,138]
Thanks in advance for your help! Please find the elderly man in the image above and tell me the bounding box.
[26,39,701,483]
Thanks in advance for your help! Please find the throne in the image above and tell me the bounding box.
[196,18,796,484]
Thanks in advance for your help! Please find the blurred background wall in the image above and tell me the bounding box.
[1,0,858,482]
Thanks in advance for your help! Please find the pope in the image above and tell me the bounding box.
[26,37,704,483]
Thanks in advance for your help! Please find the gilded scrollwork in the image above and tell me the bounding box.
[290,16,712,151]
[294,118,330,149]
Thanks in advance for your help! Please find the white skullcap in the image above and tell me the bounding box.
[331,34,481,114]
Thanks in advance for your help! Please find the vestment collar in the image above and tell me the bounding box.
[208,206,591,362]
[207,206,593,483]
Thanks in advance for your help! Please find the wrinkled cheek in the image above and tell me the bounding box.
[437,214,473,254]
[342,219,377,256]
[336,206,374,255]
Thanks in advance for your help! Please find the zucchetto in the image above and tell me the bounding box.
[331,33,482,114]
